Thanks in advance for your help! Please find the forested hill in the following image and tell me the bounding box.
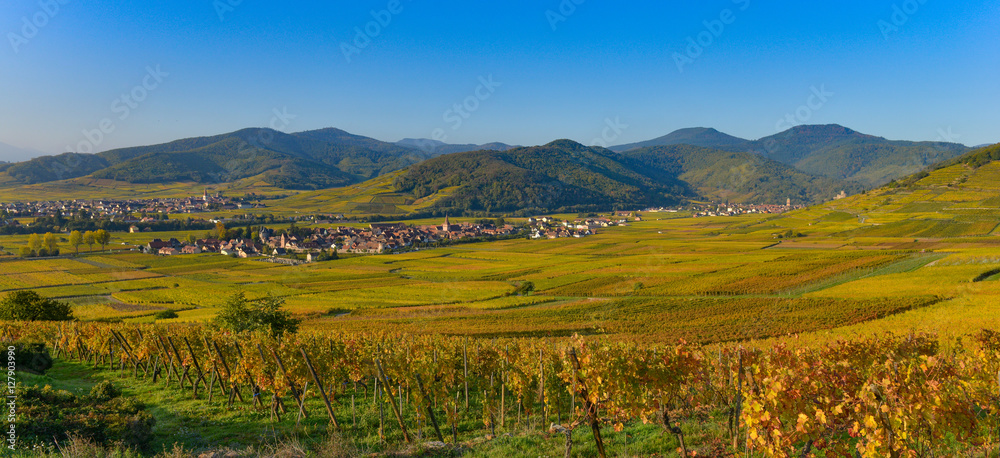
[609,127,750,152]
[390,140,862,214]
[391,140,694,214]
[612,124,970,188]
[0,128,428,189]
[748,124,969,187]
[619,144,865,204]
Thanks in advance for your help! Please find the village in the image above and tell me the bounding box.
[688,200,806,217]
[145,216,521,259]
[143,215,635,260]
[0,190,264,221]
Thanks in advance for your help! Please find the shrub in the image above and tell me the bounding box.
[511,281,535,296]
[0,290,73,321]
[89,380,122,402]
[153,309,179,320]
[18,382,155,451]
[10,343,53,374]
[214,292,300,337]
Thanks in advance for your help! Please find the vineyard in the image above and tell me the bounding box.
[4,321,999,457]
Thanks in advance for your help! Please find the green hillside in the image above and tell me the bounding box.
[392,140,693,214]
[750,125,969,186]
[0,153,110,184]
[621,144,865,204]
[2,128,426,189]
[744,143,1000,241]
[612,125,970,188]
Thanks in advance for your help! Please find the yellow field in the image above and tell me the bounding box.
[3,155,1000,346]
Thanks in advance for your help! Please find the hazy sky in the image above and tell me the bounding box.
[1,0,998,160]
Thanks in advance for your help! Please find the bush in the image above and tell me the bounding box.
[10,343,53,374]
[0,290,73,321]
[214,292,300,337]
[511,281,535,296]
[89,380,122,402]
[18,382,156,451]
[153,309,179,320]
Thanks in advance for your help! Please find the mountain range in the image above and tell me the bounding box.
[394,138,518,155]
[389,140,868,214]
[0,142,45,163]
[0,124,985,213]
[610,125,970,187]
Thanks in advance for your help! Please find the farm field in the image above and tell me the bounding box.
[6,161,1000,345]
[5,154,1000,457]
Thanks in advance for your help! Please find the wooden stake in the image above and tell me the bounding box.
[463,337,469,412]
[268,347,307,418]
[300,347,340,429]
[415,373,445,442]
[375,358,412,443]
[183,337,209,390]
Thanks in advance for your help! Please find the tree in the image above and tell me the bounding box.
[95,229,110,251]
[213,292,299,337]
[18,246,32,258]
[83,231,96,251]
[512,281,535,296]
[69,230,83,254]
[27,233,41,253]
[214,222,228,240]
[186,234,197,245]
[43,232,58,253]
[0,291,73,321]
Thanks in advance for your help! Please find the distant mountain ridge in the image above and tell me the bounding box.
[612,124,970,187]
[395,138,518,155]
[0,124,974,210]
[1,128,428,189]
[0,142,45,163]
[610,127,750,152]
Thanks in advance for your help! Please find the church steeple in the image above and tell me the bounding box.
[443,215,451,232]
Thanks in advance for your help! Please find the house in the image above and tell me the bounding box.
[181,246,202,254]
[158,247,179,256]
[146,239,173,253]
[129,225,140,233]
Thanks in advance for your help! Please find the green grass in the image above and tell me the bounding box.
[16,359,693,457]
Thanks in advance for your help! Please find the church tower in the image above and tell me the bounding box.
[443,215,451,232]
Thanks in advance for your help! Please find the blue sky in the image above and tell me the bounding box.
[1,0,998,160]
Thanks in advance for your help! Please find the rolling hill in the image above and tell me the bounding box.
[387,140,862,214]
[619,144,864,204]
[1,128,428,189]
[612,125,969,188]
[742,142,1000,243]
[610,127,750,152]
[749,125,970,187]
[0,153,111,184]
[392,140,694,214]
